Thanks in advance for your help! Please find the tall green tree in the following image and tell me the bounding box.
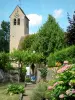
[31,15,65,56]
[0,30,5,51]
[0,21,10,52]
[1,21,10,41]
[66,12,75,45]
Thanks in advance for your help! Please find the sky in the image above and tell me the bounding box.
[0,0,75,33]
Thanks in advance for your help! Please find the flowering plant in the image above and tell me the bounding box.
[56,62,62,67]
[45,65,75,100]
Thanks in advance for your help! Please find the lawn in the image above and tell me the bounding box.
[0,83,19,100]
[0,83,35,100]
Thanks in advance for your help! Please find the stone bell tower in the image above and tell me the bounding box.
[10,6,29,52]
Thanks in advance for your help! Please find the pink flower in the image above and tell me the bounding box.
[53,81,64,87]
[66,89,75,95]
[53,82,59,87]
[57,65,71,73]
[72,89,75,94]
[59,94,64,99]
[48,86,53,90]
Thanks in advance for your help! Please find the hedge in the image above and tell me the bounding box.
[47,45,75,67]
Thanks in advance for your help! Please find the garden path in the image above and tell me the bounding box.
[23,83,36,100]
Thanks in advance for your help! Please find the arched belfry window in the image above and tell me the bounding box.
[14,19,16,25]
[17,18,20,25]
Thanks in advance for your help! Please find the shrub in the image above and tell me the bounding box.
[7,84,25,94]
[25,77,31,82]
[47,53,56,67]
[30,82,47,100]
[21,65,27,74]
[18,34,36,51]
[47,45,75,67]
[5,62,14,71]
[39,67,48,79]
[0,52,10,71]
[46,65,75,100]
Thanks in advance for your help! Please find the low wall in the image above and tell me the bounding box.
[37,67,58,82]
[0,69,19,83]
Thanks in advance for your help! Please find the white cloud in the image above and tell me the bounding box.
[53,9,63,18]
[27,14,42,26]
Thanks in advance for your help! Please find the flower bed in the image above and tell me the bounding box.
[45,65,75,100]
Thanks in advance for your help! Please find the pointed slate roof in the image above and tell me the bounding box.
[10,5,29,21]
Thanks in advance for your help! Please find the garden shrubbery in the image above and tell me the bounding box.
[0,52,13,71]
[7,84,25,94]
[30,82,47,100]
[39,67,47,80]
[47,45,75,67]
[25,77,31,82]
[45,65,75,100]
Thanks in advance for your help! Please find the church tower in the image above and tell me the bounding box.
[10,6,29,52]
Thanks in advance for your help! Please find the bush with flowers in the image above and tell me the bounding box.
[45,64,75,100]
[47,45,75,67]
[56,62,62,67]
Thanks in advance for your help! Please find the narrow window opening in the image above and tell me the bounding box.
[17,18,20,25]
[14,19,16,25]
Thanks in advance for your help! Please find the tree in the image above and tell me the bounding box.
[10,50,26,82]
[0,30,5,51]
[18,34,36,51]
[1,21,10,41]
[0,21,10,52]
[66,12,75,45]
[0,52,9,71]
[31,15,65,56]
[10,50,44,82]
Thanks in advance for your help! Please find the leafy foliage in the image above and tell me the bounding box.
[10,50,27,82]
[25,77,31,82]
[31,15,65,56]
[20,65,27,82]
[30,82,47,100]
[0,52,10,71]
[0,21,10,52]
[18,34,36,50]
[39,67,47,79]
[47,45,75,67]
[5,62,14,71]
[10,50,44,81]
[47,53,56,67]
[7,84,25,94]
[46,65,75,100]
[66,12,75,45]
[21,65,27,74]
[10,50,44,65]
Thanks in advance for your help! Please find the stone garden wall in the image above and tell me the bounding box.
[37,67,58,82]
[0,69,19,83]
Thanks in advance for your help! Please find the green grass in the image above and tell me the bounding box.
[0,83,19,100]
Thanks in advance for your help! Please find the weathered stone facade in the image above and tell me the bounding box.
[10,6,29,52]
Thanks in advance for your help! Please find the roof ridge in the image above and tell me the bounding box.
[9,5,29,21]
